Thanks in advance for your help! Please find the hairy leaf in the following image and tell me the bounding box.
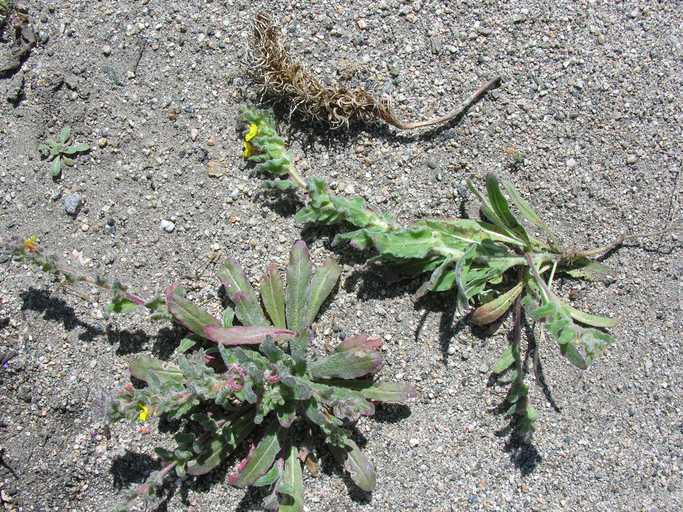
[219,259,269,326]
[165,284,219,337]
[129,356,182,385]
[335,335,383,353]
[260,263,287,328]
[343,439,376,492]
[286,241,312,331]
[309,350,383,380]
[230,423,281,488]
[470,281,524,326]
[304,258,341,326]
[278,446,304,512]
[204,325,295,346]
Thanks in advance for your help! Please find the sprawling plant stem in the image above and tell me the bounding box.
[240,108,631,433]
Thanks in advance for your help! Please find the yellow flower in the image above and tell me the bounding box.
[244,123,259,142]
[137,403,150,422]
[241,122,259,159]
[242,141,255,159]
[23,235,39,253]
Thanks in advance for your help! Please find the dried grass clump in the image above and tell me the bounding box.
[251,12,501,130]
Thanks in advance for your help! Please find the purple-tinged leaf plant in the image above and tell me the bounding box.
[8,238,415,511]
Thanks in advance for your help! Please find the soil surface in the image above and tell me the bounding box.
[1,1,681,511]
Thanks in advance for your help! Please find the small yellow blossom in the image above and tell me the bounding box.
[241,123,259,159]
[137,403,150,422]
[244,123,259,142]
[23,235,39,253]
[242,141,255,159]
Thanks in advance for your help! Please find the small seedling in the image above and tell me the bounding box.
[239,107,677,436]
[503,146,524,167]
[9,237,415,511]
[38,127,90,177]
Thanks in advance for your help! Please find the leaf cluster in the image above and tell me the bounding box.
[37,127,90,177]
[108,241,415,511]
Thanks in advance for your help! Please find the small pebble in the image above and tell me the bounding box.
[626,154,638,165]
[102,45,111,56]
[190,128,199,141]
[566,157,577,168]
[160,219,175,233]
[98,137,108,148]
[63,193,82,216]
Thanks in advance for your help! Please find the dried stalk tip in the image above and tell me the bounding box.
[252,12,501,130]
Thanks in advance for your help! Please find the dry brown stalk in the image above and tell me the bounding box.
[251,12,501,130]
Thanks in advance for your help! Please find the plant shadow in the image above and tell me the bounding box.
[19,288,181,357]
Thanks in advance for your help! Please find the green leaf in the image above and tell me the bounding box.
[491,345,515,373]
[58,127,71,144]
[470,281,524,326]
[165,284,219,337]
[501,179,554,241]
[62,157,76,167]
[263,179,296,191]
[177,338,197,353]
[343,439,376,492]
[222,307,235,327]
[230,423,281,488]
[485,174,530,243]
[524,292,614,368]
[187,414,256,476]
[106,297,139,314]
[253,461,281,487]
[279,446,304,512]
[304,258,341,326]
[309,350,383,380]
[286,241,312,331]
[63,143,90,154]
[356,382,416,403]
[186,435,224,476]
[51,157,62,177]
[370,228,436,260]
[288,330,310,367]
[563,260,613,281]
[218,259,269,326]
[260,263,286,328]
[129,356,182,385]
[567,305,617,328]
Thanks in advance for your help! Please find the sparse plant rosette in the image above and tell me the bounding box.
[37,126,90,178]
[242,107,624,434]
[99,241,415,511]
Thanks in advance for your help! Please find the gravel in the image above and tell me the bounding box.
[0,1,681,512]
